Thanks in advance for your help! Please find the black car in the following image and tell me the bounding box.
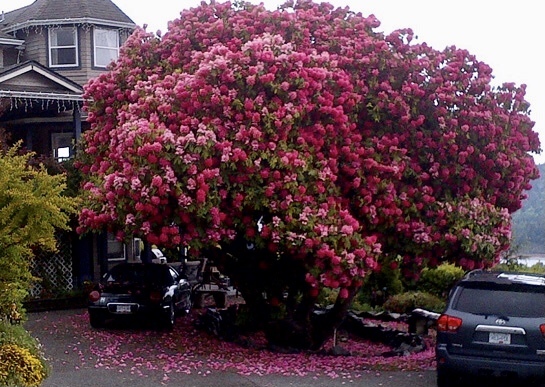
[436,270,545,386]
[88,262,192,329]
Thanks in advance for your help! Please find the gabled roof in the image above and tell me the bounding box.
[0,60,83,101]
[1,0,135,33]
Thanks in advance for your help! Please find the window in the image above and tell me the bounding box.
[51,132,73,161]
[107,233,126,262]
[49,27,78,67]
[94,28,119,68]
[454,284,545,318]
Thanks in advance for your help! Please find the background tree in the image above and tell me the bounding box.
[76,0,540,349]
[0,143,78,320]
[512,163,544,254]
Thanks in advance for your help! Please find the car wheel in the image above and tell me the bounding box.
[436,368,454,387]
[89,310,105,328]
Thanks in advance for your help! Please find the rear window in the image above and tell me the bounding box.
[453,284,545,318]
[104,264,174,286]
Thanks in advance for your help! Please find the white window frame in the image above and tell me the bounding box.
[93,28,119,68]
[107,232,126,262]
[51,132,73,161]
[48,27,78,67]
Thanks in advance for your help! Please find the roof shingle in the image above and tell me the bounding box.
[1,0,134,29]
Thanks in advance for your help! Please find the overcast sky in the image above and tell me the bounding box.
[4,0,544,164]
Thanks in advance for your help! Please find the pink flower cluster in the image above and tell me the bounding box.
[77,0,540,291]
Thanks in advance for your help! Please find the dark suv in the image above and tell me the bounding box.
[436,270,545,386]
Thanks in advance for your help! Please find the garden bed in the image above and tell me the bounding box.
[24,296,87,313]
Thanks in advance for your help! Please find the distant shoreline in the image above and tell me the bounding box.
[514,255,545,267]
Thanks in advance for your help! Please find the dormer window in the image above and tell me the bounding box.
[48,27,79,67]
[93,28,119,68]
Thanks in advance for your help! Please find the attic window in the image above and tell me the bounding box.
[49,27,78,67]
[94,28,119,68]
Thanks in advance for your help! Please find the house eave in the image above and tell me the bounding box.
[3,17,136,33]
[0,37,25,46]
[0,90,83,102]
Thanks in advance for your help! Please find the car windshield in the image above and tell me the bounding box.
[453,283,545,318]
[104,265,173,286]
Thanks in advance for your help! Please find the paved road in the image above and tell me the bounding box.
[25,309,436,387]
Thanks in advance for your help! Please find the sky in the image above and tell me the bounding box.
[4,0,544,164]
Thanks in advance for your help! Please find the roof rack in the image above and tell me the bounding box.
[463,269,486,279]
[496,273,545,286]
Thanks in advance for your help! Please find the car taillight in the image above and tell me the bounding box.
[540,324,545,338]
[437,314,463,333]
[88,290,101,302]
[149,291,162,303]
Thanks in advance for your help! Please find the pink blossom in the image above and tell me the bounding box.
[78,0,538,301]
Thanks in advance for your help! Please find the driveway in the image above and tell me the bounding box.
[25,308,436,387]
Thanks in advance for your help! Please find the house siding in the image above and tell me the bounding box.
[15,27,101,87]
[2,47,19,67]
[2,72,72,92]
[7,26,132,86]
[19,30,48,66]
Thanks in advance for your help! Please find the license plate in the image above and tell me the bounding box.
[489,332,511,344]
[116,305,132,314]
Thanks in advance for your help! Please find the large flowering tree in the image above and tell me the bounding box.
[76,0,540,348]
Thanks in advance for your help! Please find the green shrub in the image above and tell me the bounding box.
[0,344,47,387]
[418,263,465,298]
[383,291,446,314]
[0,322,49,387]
[315,288,339,308]
[359,263,404,306]
[0,323,38,351]
[0,145,77,320]
[493,262,545,274]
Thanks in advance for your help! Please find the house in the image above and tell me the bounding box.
[0,0,138,297]
[0,0,135,159]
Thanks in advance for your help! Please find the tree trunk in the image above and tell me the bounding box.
[309,287,358,350]
[213,240,359,351]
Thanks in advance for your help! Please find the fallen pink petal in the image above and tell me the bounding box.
[29,308,436,381]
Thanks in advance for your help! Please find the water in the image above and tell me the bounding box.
[513,255,545,267]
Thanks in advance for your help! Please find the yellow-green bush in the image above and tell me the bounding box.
[0,144,78,319]
[383,291,446,314]
[0,322,49,387]
[418,263,465,298]
[0,344,47,387]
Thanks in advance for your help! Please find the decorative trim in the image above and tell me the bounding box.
[0,90,83,101]
[0,93,83,115]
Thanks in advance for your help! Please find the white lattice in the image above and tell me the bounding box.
[30,234,74,298]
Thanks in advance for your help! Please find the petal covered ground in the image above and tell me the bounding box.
[32,307,436,383]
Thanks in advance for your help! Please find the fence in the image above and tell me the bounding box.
[29,232,74,299]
